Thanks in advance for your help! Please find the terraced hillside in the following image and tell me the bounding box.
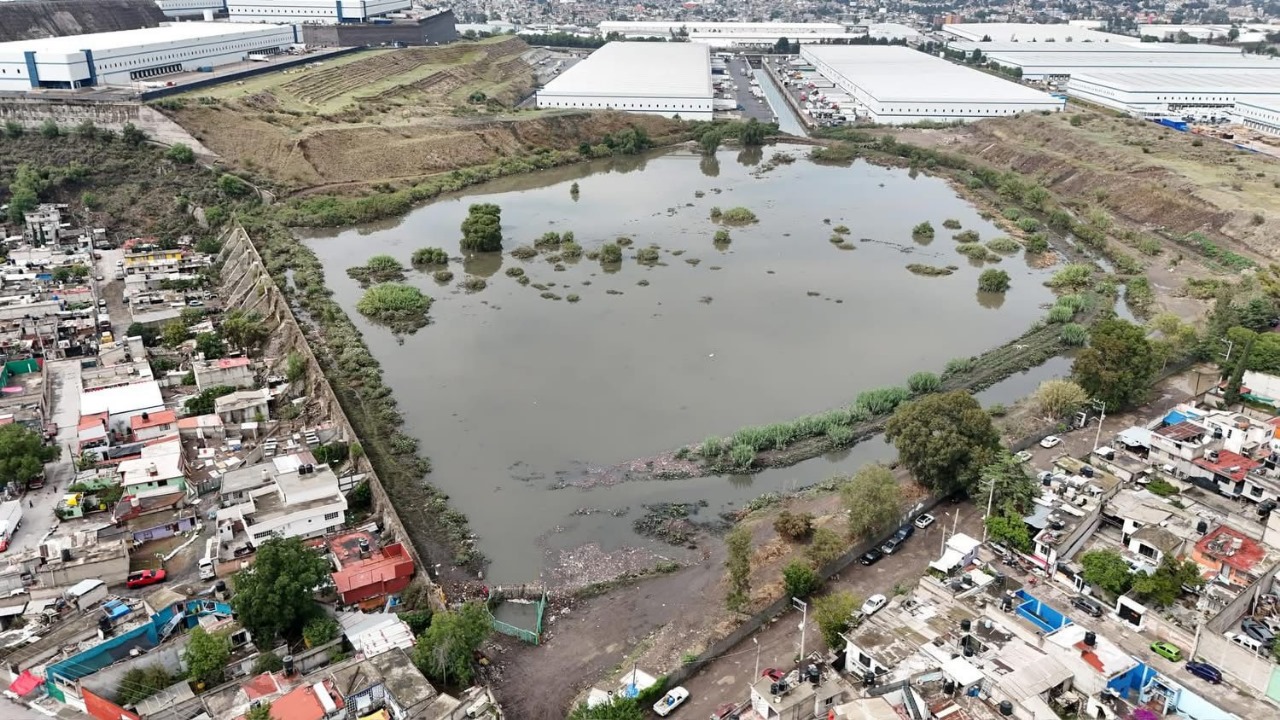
[161,36,668,189]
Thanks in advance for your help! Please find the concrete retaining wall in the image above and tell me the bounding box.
[218,226,443,610]
[0,98,211,153]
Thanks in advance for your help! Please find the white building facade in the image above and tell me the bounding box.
[1235,99,1280,136]
[154,0,227,19]
[598,21,862,47]
[537,42,713,120]
[226,0,409,24]
[1067,71,1280,118]
[0,23,296,92]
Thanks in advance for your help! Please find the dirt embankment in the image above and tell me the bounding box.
[895,112,1280,262]
[165,38,679,191]
[0,0,164,42]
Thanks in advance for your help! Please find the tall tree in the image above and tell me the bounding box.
[220,310,270,354]
[1080,549,1133,596]
[183,627,231,685]
[725,525,752,611]
[1033,379,1089,419]
[885,390,1000,495]
[977,451,1038,515]
[0,424,57,491]
[1223,331,1256,406]
[840,465,902,539]
[230,536,333,642]
[1130,557,1204,607]
[1072,318,1159,410]
[459,203,503,252]
[411,602,491,687]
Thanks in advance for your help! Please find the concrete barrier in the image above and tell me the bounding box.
[0,97,211,153]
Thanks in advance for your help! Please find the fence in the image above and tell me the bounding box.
[488,589,547,645]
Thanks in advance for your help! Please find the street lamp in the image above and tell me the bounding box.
[753,636,760,678]
[1091,399,1107,453]
[792,597,808,662]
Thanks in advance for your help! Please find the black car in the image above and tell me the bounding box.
[1070,596,1104,618]
[860,548,883,566]
[1241,618,1276,647]
[880,537,902,555]
[893,524,915,542]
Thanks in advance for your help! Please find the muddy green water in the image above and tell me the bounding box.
[302,145,1067,583]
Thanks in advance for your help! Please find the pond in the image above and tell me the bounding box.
[302,144,1065,582]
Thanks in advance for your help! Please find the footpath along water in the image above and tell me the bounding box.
[303,144,1065,582]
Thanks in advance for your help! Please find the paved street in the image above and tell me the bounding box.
[725,57,777,124]
[13,360,83,557]
[675,503,983,719]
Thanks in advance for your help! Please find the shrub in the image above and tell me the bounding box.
[561,241,583,259]
[217,173,251,197]
[600,243,623,263]
[412,247,449,266]
[942,219,962,230]
[1060,323,1088,346]
[978,269,1011,293]
[953,230,981,243]
[782,560,820,598]
[713,229,731,244]
[167,143,195,164]
[709,206,722,220]
[534,231,563,247]
[1046,264,1092,291]
[1016,217,1041,232]
[907,371,941,395]
[773,510,815,541]
[460,203,502,252]
[1001,207,1022,221]
[944,357,975,375]
[729,443,755,469]
[986,237,1021,253]
[720,207,758,225]
[635,247,660,264]
[1023,233,1050,254]
[911,221,934,239]
[1047,304,1074,323]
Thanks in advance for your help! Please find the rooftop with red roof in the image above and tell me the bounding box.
[1192,448,1259,481]
[1195,525,1266,575]
[216,357,251,369]
[130,409,176,431]
[331,543,415,604]
[266,678,344,720]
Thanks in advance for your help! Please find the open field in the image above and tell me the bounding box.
[159,36,672,190]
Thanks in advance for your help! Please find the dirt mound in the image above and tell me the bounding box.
[899,112,1280,261]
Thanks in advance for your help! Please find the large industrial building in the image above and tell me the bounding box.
[598,21,862,47]
[536,42,713,119]
[981,51,1280,83]
[0,22,296,91]
[801,45,1064,124]
[1235,99,1280,136]
[153,0,225,18]
[941,22,1125,43]
[1066,71,1280,118]
[226,0,409,24]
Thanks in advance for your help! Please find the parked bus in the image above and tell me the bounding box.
[198,538,217,580]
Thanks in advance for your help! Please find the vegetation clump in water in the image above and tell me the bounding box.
[906,264,954,276]
[942,218,962,230]
[510,245,537,259]
[719,207,758,225]
[411,247,449,266]
[460,203,502,252]
[635,247,660,264]
[356,283,432,333]
[460,276,487,292]
[713,229,731,245]
[433,270,454,283]
[911,221,934,240]
[985,237,1021,254]
[599,242,623,264]
[953,230,981,243]
[957,243,999,262]
[978,269,1011,293]
[347,255,405,286]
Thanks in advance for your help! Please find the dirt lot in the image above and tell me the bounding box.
[489,476,935,719]
[163,37,676,190]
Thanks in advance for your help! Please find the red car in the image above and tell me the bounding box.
[126,569,167,589]
[711,702,741,720]
[761,668,785,682]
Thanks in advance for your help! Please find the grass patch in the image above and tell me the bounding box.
[720,207,758,225]
[957,243,999,261]
[906,264,954,276]
[985,237,1022,253]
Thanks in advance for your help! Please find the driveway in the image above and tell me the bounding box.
[674,503,983,719]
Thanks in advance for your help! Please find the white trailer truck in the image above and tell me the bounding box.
[0,501,23,552]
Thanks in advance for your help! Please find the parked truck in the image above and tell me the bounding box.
[0,501,23,552]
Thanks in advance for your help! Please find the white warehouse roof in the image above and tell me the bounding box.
[948,40,1242,55]
[803,45,1056,104]
[0,21,291,55]
[1070,71,1280,94]
[987,52,1280,73]
[942,22,1125,43]
[540,42,711,99]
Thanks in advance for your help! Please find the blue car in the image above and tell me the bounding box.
[1185,661,1222,685]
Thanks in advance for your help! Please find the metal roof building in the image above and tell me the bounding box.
[598,21,861,47]
[536,42,713,120]
[941,22,1126,43]
[801,45,1064,124]
[1235,98,1280,136]
[1067,70,1280,117]
[0,21,296,91]
[983,50,1280,81]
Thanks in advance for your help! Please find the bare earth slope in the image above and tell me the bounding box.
[0,0,165,42]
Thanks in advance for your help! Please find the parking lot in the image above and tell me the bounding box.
[722,57,777,124]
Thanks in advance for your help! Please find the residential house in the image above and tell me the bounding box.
[80,380,164,441]
[117,440,188,500]
[214,389,270,425]
[1127,524,1184,568]
[120,239,185,275]
[0,358,47,432]
[218,461,281,507]
[1147,416,1212,477]
[80,360,153,393]
[1190,448,1261,499]
[331,542,415,607]
[336,612,415,657]
[1199,411,1274,458]
[177,413,226,444]
[258,676,345,720]
[129,409,177,443]
[194,356,255,391]
[747,666,848,720]
[217,463,346,545]
[928,532,983,575]
[1191,525,1270,589]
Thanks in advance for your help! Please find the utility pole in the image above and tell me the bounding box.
[792,597,808,662]
[1091,399,1108,453]
[1220,337,1235,363]
[753,636,760,678]
[981,475,996,543]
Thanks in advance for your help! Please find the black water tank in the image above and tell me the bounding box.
[97,616,112,634]
[961,619,972,632]
[943,679,956,695]
[807,665,820,685]
[1082,465,1095,478]
[1000,701,1014,716]
[1085,631,1097,647]
[1196,520,1209,534]
[60,548,71,562]
[964,645,974,657]
[283,655,295,676]
[215,580,227,593]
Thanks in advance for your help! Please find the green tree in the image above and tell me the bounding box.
[885,390,1000,495]
[984,511,1032,552]
[412,602,491,686]
[230,536,333,642]
[977,451,1038,515]
[1072,318,1159,410]
[286,351,306,383]
[699,131,721,156]
[1130,557,1204,607]
[183,627,231,685]
[4,120,23,138]
[218,173,252,197]
[303,616,339,647]
[1223,331,1256,406]
[774,37,791,53]
[161,320,188,348]
[7,185,38,224]
[813,591,860,649]
[1080,549,1133,596]
[75,119,98,139]
[121,122,146,146]
[773,510,814,541]
[38,119,60,138]
[167,143,195,164]
[117,664,174,706]
[978,268,1011,293]
[725,524,752,611]
[806,527,845,568]
[184,385,236,415]
[460,203,503,252]
[739,118,767,146]
[567,696,644,720]
[782,559,820,598]
[1033,379,1089,419]
[0,425,58,491]
[195,332,226,360]
[252,651,284,674]
[221,310,269,354]
[246,702,273,720]
[840,465,901,539]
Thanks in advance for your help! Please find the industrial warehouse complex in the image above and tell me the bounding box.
[0,22,295,91]
[536,42,714,119]
[800,45,1064,124]
[226,0,409,24]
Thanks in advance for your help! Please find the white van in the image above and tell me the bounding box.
[198,538,217,580]
[1226,631,1264,655]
